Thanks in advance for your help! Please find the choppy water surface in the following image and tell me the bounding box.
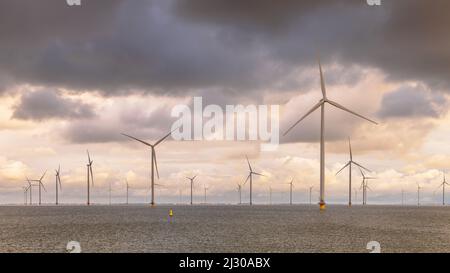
[0,205,449,253]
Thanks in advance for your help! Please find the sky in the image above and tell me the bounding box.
[1,0,450,205]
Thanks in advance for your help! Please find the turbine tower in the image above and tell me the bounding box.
[359,168,376,205]
[417,183,423,206]
[243,155,265,205]
[284,57,377,210]
[25,178,33,205]
[237,183,242,205]
[121,129,174,206]
[29,171,47,205]
[309,186,314,205]
[336,138,371,206]
[23,186,29,205]
[86,150,94,206]
[186,175,197,205]
[55,165,62,205]
[269,186,272,205]
[203,185,208,204]
[436,171,449,206]
[287,178,294,205]
[125,179,130,205]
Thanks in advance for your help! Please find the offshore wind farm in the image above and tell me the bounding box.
[1,0,450,254]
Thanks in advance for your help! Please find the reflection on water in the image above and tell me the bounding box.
[0,205,449,253]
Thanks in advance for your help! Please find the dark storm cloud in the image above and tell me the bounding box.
[0,0,449,97]
[12,89,95,121]
[377,85,446,119]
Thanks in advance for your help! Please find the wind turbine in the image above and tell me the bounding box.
[309,186,314,205]
[336,138,371,206]
[55,165,62,205]
[203,185,208,204]
[417,183,423,206]
[25,178,33,205]
[121,129,175,206]
[287,178,294,205]
[436,171,449,206]
[125,179,130,205]
[359,168,376,205]
[269,186,272,205]
[243,155,265,205]
[186,175,197,205]
[23,186,28,205]
[29,171,47,205]
[237,183,242,205]
[283,57,378,210]
[86,150,94,206]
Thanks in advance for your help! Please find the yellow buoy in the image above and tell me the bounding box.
[319,202,326,210]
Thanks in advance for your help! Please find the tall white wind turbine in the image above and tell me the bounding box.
[186,175,197,205]
[86,150,94,206]
[436,171,449,206]
[284,57,378,210]
[121,129,175,206]
[243,155,265,205]
[336,138,371,206]
[359,168,376,205]
[55,165,62,205]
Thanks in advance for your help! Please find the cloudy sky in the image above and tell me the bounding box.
[1,0,450,205]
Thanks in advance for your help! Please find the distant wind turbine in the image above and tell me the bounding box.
[29,171,47,205]
[269,186,272,205]
[309,186,314,205]
[237,183,242,205]
[121,128,175,206]
[359,168,376,205]
[284,57,378,210]
[436,171,449,206]
[186,175,197,205]
[55,165,62,205]
[25,178,33,205]
[203,185,208,204]
[86,150,94,206]
[22,186,28,205]
[125,179,130,205]
[336,138,371,206]
[243,155,265,205]
[287,178,294,205]
[417,183,423,206]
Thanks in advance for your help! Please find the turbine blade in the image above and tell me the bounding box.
[348,137,353,160]
[87,150,91,162]
[352,162,371,173]
[90,165,94,187]
[192,175,197,180]
[283,101,323,136]
[154,127,178,146]
[326,100,378,125]
[121,133,153,147]
[245,155,252,172]
[153,150,160,179]
[243,174,250,185]
[41,182,47,192]
[253,172,265,177]
[40,170,47,181]
[336,162,350,176]
[58,176,62,191]
[318,57,327,99]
